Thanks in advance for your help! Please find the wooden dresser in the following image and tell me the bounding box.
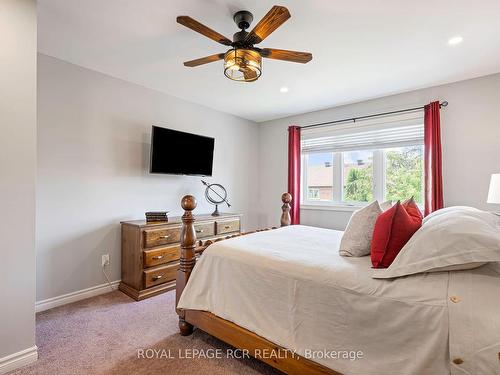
[119,213,242,300]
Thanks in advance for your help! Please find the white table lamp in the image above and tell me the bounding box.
[487,174,500,204]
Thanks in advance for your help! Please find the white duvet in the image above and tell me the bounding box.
[178,225,500,375]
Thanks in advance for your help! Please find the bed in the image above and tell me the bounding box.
[175,194,500,375]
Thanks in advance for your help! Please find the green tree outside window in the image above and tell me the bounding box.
[385,146,423,204]
[344,165,374,202]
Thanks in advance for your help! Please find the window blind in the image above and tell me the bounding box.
[301,111,424,154]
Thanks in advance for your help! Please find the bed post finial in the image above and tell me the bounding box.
[176,194,197,336]
[281,193,292,227]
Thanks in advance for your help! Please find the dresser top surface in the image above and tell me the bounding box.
[121,212,242,228]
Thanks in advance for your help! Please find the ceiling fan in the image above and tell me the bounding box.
[177,5,312,82]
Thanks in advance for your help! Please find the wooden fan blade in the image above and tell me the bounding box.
[177,16,232,46]
[183,53,226,67]
[259,48,312,63]
[245,6,291,45]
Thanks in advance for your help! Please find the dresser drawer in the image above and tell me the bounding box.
[216,219,240,235]
[143,226,181,248]
[143,263,178,288]
[194,222,215,239]
[143,245,180,268]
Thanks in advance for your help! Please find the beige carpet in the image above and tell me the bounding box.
[10,290,281,375]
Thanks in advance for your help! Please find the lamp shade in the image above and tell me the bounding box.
[224,49,262,82]
[487,174,500,204]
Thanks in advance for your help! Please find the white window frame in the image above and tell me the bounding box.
[301,143,424,211]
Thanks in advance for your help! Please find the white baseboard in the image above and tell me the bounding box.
[0,346,38,374]
[35,280,121,313]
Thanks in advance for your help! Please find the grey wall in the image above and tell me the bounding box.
[37,55,260,302]
[0,0,37,360]
[258,73,500,230]
[33,42,500,304]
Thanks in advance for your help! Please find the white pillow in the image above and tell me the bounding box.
[422,205,480,225]
[372,206,500,279]
[379,200,393,211]
[340,201,381,257]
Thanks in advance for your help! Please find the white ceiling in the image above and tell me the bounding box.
[38,0,500,122]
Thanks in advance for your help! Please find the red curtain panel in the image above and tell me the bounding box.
[288,126,301,224]
[424,101,444,216]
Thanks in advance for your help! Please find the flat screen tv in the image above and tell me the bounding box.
[150,126,215,176]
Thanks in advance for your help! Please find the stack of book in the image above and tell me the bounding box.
[145,211,169,222]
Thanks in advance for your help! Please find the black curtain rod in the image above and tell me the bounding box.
[300,101,448,130]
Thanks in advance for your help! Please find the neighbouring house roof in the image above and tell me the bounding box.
[307,166,333,187]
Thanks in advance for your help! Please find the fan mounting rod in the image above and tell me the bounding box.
[233,10,253,30]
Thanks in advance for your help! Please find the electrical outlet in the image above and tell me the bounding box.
[101,254,110,267]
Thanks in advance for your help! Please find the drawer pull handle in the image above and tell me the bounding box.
[152,255,164,260]
[160,235,170,239]
[152,275,162,281]
[224,225,231,229]
[196,229,204,233]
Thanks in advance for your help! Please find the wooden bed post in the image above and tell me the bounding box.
[175,192,341,374]
[176,195,197,336]
[177,193,291,336]
[281,193,292,227]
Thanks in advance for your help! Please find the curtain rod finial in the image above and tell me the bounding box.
[440,101,448,108]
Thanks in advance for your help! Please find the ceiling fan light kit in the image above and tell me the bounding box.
[177,6,312,83]
[224,49,262,82]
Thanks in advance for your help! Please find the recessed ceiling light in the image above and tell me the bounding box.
[448,36,463,46]
[280,87,289,93]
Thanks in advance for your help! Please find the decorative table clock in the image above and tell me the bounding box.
[201,180,231,216]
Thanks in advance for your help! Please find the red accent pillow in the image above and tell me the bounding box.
[371,201,422,268]
[402,197,423,223]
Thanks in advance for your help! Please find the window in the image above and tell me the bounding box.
[301,112,424,208]
[307,188,320,200]
[384,145,424,204]
[304,153,333,201]
[343,150,374,203]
